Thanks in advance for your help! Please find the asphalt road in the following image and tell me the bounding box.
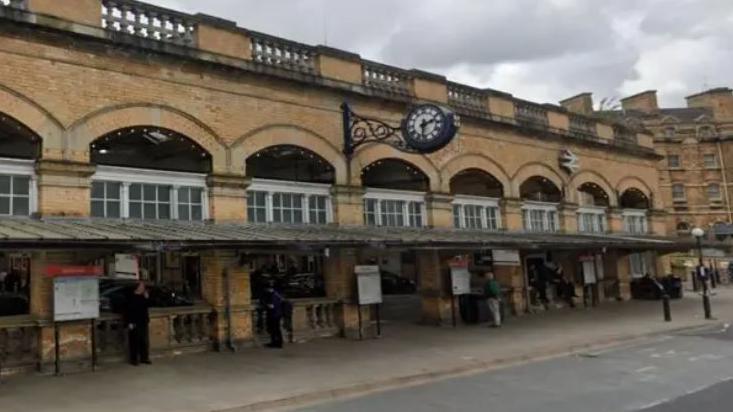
[297,324,733,412]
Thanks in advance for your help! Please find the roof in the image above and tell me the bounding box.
[0,218,700,252]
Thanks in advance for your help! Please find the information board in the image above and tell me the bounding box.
[355,265,382,305]
[450,265,471,295]
[492,249,521,266]
[582,260,597,285]
[114,254,139,279]
[53,276,99,322]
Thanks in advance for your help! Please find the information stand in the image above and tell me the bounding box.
[355,265,382,339]
[449,256,471,328]
[46,265,102,375]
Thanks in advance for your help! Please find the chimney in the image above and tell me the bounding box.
[559,93,593,115]
[686,87,733,121]
[620,90,658,113]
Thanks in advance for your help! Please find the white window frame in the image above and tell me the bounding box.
[0,157,37,216]
[521,201,559,233]
[577,206,607,233]
[703,153,718,169]
[452,195,502,231]
[671,183,686,201]
[667,154,680,169]
[363,188,426,228]
[708,183,722,201]
[622,209,648,235]
[92,165,209,220]
[246,178,333,224]
[629,252,653,279]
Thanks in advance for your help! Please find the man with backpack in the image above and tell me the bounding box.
[484,271,502,328]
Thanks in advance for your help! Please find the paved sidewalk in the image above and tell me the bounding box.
[1,289,732,412]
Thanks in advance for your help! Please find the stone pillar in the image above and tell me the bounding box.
[655,251,673,276]
[28,0,102,27]
[35,160,95,217]
[426,192,454,228]
[559,202,578,233]
[207,174,247,222]
[649,209,668,236]
[323,248,373,339]
[503,198,524,231]
[331,185,365,226]
[605,250,632,300]
[417,250,453,326]
[201,250,252,349]
[608,208,624,233]
[493,264,525,315]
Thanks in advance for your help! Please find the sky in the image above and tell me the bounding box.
[150,0,733,108]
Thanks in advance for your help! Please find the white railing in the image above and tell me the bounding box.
[101,0,197,46]
[362,61,411,95]
[250,33,316,74]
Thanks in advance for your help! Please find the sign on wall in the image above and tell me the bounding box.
[114,254,139,279]
[492,249,521,266]
[53,276,99,322]
[559,149,579,175]
[449,262,471,296]
[355,265,382,305]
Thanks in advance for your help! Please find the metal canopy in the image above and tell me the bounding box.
[0,218,706,252]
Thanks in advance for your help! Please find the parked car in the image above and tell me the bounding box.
[0,293,29,316]
[380,270,417,295]
[631,274,683,300]
[99,279,194,313]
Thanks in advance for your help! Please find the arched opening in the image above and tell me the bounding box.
[676,222,690,233]
[0,113,41,159]
[620,188,650,234]
[362,159,429,192]
[520,176,561,232]
[450,169,503,230]
[520,176,562,203]
[577,182,610,233]
[246,145,335,184]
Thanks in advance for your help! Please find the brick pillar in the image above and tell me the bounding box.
[201,250,252,349]
[331,185,365,226]
[503,198,523,231]
[417,250,453,326]
[323,248,373,339]
[493,264,525,315]
[35,160,95,217]
[609,208,624,233]
[207,174,247,222]
[655,252,672,276]
[605,250,632,300]
[559,202,578,233]
[426,192,454,228]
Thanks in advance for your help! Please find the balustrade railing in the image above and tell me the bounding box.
[0,0,26,9]
[515,101,549,126]
[613,125,637,144]
[101,0,197,46]
[447,83,486,114]
[362,61,411,95]
[569,114,597,137]
[96,315,127,357]
[169,309,212,346]
[250,33,316,74]
[0,320,38,370]
[253,298,339,344]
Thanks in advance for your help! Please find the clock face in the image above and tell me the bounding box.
[401,104,458,153]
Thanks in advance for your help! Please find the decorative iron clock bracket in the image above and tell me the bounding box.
[341,102,418,159]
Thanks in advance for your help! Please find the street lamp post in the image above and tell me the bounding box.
[691,227,713,320]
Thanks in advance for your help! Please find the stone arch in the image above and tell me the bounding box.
[439,153,510,194]
[510,162,566,199]
[569,170,616,206]
[67,104,227,173]
[0,83,64,158]
[616,176,653,201]
[230,124,347,185]
[352,145,440,192]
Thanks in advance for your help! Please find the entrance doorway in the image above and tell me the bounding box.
[524,253,548,310]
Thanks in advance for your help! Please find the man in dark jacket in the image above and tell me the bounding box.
[260,283,284,348]
[125,281,151,365]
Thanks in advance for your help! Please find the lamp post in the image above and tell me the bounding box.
[691,227,713,319]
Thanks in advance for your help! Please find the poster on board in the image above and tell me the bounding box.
[492,249,521,266]
[355,265,382,305]
[449,256,471,296]
[53,276,99,322]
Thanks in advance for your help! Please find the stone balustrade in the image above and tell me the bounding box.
[515,101,549,126]
[613,125,638,144]
[101,0,197,46]
[447,82,487,114]
[569,114,598,137]
[362,61,412,96]
[0,318,38,373]
[253,298,340,344]
[0,0,26,9]
[250,32,316,74]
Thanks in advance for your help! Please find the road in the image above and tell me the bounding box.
[296,324,733,412]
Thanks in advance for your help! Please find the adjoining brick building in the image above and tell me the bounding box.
[0,0,696,375]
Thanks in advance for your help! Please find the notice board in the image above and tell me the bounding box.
[355,265,382,305]
[53,276,99,322]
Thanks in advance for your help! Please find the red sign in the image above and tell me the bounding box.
[45,265,103,278]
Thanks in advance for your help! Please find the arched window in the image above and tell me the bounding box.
[520,176,562,232]
[676,222,690,233]
[577,182,609,233]
[0,113,42,218]
[245,145,335,225]
[450,169,503,230]
[620,188,650,234]
[89,126,212,221]
[362,159,429,227]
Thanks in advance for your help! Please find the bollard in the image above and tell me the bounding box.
[662,294,671,322]
[703,290,713,320]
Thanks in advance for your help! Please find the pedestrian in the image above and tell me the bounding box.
[125,281,151,366]
[535,264,550,309]
[261,282,284,348]
[483,272,502,328]
[559,276,577,308]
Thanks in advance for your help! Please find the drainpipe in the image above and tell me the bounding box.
[224,268,236,352]
[716,140,732,222]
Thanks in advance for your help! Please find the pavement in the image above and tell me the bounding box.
[1,287,732,412]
